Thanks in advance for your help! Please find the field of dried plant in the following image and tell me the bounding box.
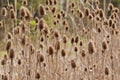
[0,0,120,80]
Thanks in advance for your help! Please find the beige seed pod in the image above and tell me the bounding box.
[39,5,46,17]
[71,60,76,69]
[0,21,3,28]
[88,40,96,54]
[1,7,7,17]
[10,9,16,19]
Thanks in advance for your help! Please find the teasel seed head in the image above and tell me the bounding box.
[7,32,12,39]
[39,5,46,17]
[6,40,12,52]
[108,3,114,11]
[71,60,76,69]
[22,0,28,6]
[113,7,119,14]
[88,14,93,20]
[29,44,35,55]
[39,18,45,31]
[37,53,44,63]
[49,0,53,5]
[3,75,8,80]
[9,4,14,10]
[54,0,57,5]
[79,40,83,46]
[1,7,7,17]
[9,48,15,59]
[85,8,90,17]
[20,6,26,18]
[25,8,32,20]
[75,36,79,44]
[99,9,104,18]
[109,19,112,27]
[61,49,66,57]
[35,17,39,24]
[55,40,61,51]
[1,59,6,66]
[74,46,78,52]
[54,30,60,38]
[46,0,49,5]
[48,46,55,55]
[10,9,16,20]
[35,72,40,79]
[51,7,56,14]
[63,35,67,44]
[102,40,108,51]
[105,67,109,75]
[81,49,86,57]
[18,59,21,65]
[88,40,96,54]
[71,37,74,44]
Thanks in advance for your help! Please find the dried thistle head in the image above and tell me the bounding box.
[37,53,44,63]
[55,40,61,51]
[7,32,12,39]
[71,60,76,69]
[79,40,83,46]
[113,7,119,14]
[105,67,109,75]
[9,48,15,59]
[1,7,7,17]
[1,59,7,66]
[20,6,26,18]
[102,40,108,51]
[75,36,79,44]
[51,7,56,14]
[61,49,66,57]
[108,3,114,11]
[39,18,45,31]
[22,0,28,6]
[74,46,78,52]
[85,8,90,17]
[6,40,12,52]
[39,5,46,17]
[63,35,67,44]
[88,40,96,54]
[29,44,35,55]
[25,8,32,20]
[9,4,14,10]
[48,46,55,55]
[99,9,104,18]
[35,72,40,79]
[54,30,60,38]
[10,9,16,19]
[35,17,39,24]
[71,37,74,44]
[81,49,86,57]
[18,59,21,65]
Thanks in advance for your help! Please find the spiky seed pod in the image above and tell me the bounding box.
[37,53,44,63]
[63,35,67,44]
[53,20,57,25]
[10,9,16,19]
[54,30,60,38]
[98,27,101,33]
[9,4,14,9]
[39,5,46,17]
[20,6,26,18]
[57,13,61,19]
[81,49,86,57]
[102,40,108,50]
[71,60,76,69]
[71,3,75,8]
[40,36,44,42]
[112,23,116,29]
[108,3,114,11]
[1,7,7,17]
[83,0,87,3]
[109,19,112,27]
[71,37,74,44]
[14,27,20,35]
[103,20,108,26]
[7,32,12,39]
[74,46,78,52]
[18,59,21,65]
[51,7,56,14]
[21,35,26,46]
[0,21,3,27]
[75,36,79,44]
[84,67,87,72]
[79,10,84,18]
[79,41,83,46]
[88,14,93,20]
[99,9,104,18]
[49,0,53,5]
[65,26,69,31]
[88,40,96,54]
[1,59,6,66]
[105,67,109,75]
[39,43,43,49]
[43,25,49,35]
[63,20,66,25]
[85,8,90,17]
[35,72,40,79]
[54,0,57,5]
[39,18,45,31]
[29,44,35,55]
[35,17,39,23]
[55,40,61,51]
[25,8,32,20]
[46,0,49,5]
[114,7,119,14]
[22,0,28,6]
[48,46,55,55]
[9,48,15,59]
[61,49,66,57]
[6,40,12,52]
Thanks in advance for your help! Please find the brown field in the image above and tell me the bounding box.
[0,0,120,80]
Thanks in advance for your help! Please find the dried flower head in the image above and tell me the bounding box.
[9,48,15,59]
[88,40,96,54]
[0,21,3,27]
[1,7,7,17]
[35,72,40,79]
[54,30,60,38]
[10,9,16,19]
[39,18,45,31]
[108,3,114,11]
[71,37,74,44]
[6,40,12,52]
[71,60,76,69]
[20,6,26,18]
[18,59,21,65]
[102,40,108,50]
[39,5,46,17]
[61,49,66,57]
[9,4,14,9]
[48,46,55,55]
[22,0,28,6]
[81,49,86,57]
[85,8,90,17]
[55,40,61,51]
[105,67,109,75]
